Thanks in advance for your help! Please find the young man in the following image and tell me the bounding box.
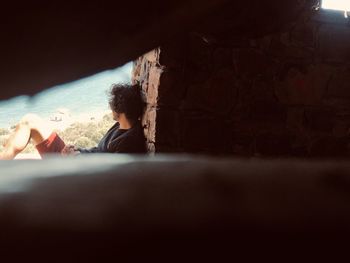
[0,83,147,160]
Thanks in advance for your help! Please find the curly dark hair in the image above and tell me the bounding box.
[109,83,145,123]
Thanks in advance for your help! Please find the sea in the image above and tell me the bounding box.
[0,62,133,129]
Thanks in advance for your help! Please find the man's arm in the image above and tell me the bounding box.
[61,145,99,155]
[78,147,100,154]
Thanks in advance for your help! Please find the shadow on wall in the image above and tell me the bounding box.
[134,8,350,158]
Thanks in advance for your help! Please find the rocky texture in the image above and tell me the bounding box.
[133,49,163,153]
[133,8,350,157]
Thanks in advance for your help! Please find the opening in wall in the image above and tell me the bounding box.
[0,62,133,159]
[322,0,350,11]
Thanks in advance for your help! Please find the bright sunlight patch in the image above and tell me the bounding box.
[322,0,350,11]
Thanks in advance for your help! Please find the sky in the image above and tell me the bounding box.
[0,62,133,128]
[322,0,350,10]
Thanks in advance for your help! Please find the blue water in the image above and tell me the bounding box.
[0,62,133,128]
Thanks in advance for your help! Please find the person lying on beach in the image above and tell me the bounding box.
[0,83,147,160]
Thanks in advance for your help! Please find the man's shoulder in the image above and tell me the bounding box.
[109,125,146,153]
[108,122,120,133]
[116,127,144,145]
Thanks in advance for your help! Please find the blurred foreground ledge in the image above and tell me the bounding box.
[0,155,350,260]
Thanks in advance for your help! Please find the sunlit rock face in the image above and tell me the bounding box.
[133,49,162,153]
[134,6,350,158]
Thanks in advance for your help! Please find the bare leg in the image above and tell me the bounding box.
[0,114,53,160]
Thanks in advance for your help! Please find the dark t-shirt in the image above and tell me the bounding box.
[78,122,147,154]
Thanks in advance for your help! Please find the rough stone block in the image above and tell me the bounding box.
[147,142,155,154]
[332,120,349,138]
[187,35,212,71]
[318,24,350,63]
[182,116,231,154]
[145,66,162,106]
[275,64,332,105]
[142,106,157,143]
[255,132,292,156]
[305,107,335,132]
[250,100,286,123]
[268,35,287,58]
[158,69,186,107]
[250,79,286,122]
[233,48,274,77]
[250,79,275,101]
[256,36,272,52]
[231,132,254,156]
[289,21,315,47]
[138,58,152,83]
[160,43,187,70]
[309,136,348,157]
[327,67,350,99]
[132,15,350,157]
[213,48,233,69]
[155,108,181,152]
[132,59,142,84]
[144,49,160,63]
[283,46,314,60]
[286,107,305,132]
[184,68,238,115]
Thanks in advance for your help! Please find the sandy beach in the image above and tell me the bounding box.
[2,109,113,160]
[45,109,112,132]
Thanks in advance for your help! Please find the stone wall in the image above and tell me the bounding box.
[133,9,350,157]
[132,49,163,153]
